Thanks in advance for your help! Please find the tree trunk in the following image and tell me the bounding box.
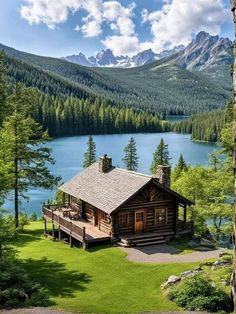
[231,1,236,310]
[14,156,19,228]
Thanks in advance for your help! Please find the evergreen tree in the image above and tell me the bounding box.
[172,154,188,183]
[150,138,171,174]
[123,137,139,171]
[0,84,60,227]
[83,135,96,168]
[0,52,7,127]
[177,154,187,172]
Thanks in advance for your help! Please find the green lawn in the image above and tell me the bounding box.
[15,222,203,313]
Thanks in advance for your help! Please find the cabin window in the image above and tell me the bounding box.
[118,213,129,226]
[154,208,167,224]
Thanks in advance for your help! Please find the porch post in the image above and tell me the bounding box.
[183,205,187,230]
[173,203,177,235]
[58,226,61,241]
[44,219,47,236]
[52,223,55,238]
[81,200,85,219]
[62,192,66,204]
[111,214,116,240]
[69,233,73,247]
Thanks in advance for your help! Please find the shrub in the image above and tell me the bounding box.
[168,276,231,312]
[30,212,38,221]
[0,253,52,308]
[18,213,29,231]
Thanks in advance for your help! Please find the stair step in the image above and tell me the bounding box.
[132,236,165,244]
[136,240,166,247]
[124,233,161,241]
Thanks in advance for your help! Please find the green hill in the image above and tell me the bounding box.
[0,43,231,116]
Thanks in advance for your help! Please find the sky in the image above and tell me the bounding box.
[0,0,234,58]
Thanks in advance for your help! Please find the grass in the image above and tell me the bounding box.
[15,222,215,313]
[168,238,197,254]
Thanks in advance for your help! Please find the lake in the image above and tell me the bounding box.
[4,132,217,215]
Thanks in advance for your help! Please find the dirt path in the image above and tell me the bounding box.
[120,244,222,263]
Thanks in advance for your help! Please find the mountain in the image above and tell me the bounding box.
[174,31,232,71]
[61,52,93,67]
[170,31,233,87]
[0,41,231,116]
[62,32,232,84]
[62,46,185,68]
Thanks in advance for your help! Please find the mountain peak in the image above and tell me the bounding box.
[62,31,231,69]
[195,31,210,42]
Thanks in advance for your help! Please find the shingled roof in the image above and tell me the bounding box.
[59,162,193,214]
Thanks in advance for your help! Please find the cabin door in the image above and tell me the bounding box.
[135,210,145,233]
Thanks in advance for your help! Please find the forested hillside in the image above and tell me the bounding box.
[172,103,232,142]
[0,43,231,116]
[34,94,170,137]
[4,55,169,136]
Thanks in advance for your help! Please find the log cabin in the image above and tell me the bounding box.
[43,155,194,248]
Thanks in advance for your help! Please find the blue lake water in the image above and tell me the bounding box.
[4,132,217,216]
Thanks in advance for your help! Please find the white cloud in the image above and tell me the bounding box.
[141,0,231,52]
[74,24,80,32]
[102,35,140,56]
[20,0,230,56]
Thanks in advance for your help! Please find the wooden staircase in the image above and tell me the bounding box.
[118,232,174,247]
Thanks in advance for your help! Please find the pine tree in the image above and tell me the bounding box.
[123,137,139,171]
[0,84,60,227]
[177,154,187,172]
[172,154,188,182]
[83,135,96,168]
[150,138,171,174]
[0,52,7,127]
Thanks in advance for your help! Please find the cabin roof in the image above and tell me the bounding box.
[59,162,193,214]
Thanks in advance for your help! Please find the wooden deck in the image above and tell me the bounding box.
[43,205,111,247]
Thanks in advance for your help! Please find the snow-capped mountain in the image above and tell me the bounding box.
[62,46,185,68]
[62,31,232,70]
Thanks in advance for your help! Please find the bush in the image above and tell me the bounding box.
[18,213,29,231]
[30,212,38,221]
[168,276,231,312]
[0,253,52,308]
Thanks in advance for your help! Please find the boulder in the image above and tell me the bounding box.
[219,250,228,257]
[211,259,231,270]
[200,238,215,247]
[167,275,181,285]
[188,240,199,248]
[180,270,195,278]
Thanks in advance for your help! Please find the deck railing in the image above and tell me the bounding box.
[177,219,194,232]
[43,205,86,242]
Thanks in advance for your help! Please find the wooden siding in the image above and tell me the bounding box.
[113,183,178,236]
[84,202,112,235]
[84,203,94,224]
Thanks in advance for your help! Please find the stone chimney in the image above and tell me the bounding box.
[156,165,171,188]
[99,154,112,173]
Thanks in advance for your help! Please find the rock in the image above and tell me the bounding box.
[180,270,193,278]
[188,240,199,247]
[194,266,202,271]
[167,275,181,285]
[211,259,231,270]
[196,246,214,251]
[200,238,215,247]
[219,250,227,257]
[213,259,230,266]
